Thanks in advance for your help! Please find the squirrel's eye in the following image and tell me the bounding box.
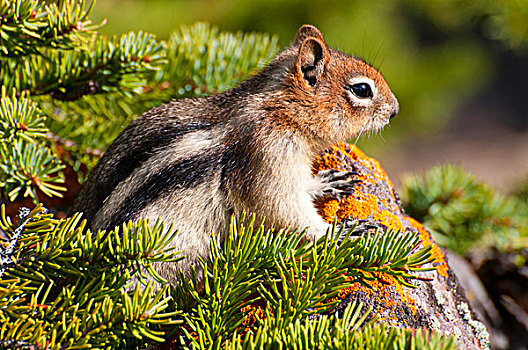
[347,83,373,99]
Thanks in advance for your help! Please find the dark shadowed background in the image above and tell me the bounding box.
[90,0,528,190]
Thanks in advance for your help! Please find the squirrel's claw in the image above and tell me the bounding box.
[314,169,361,200]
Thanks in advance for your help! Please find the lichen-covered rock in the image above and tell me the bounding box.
[313,143,490,349]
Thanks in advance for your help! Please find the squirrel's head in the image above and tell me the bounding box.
[275,25,399,149]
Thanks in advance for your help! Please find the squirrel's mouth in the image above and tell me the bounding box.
[361,111,392,138]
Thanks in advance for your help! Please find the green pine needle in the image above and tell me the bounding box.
[2,30,166,99]
[0,0,100,57]
[226,301,456,350]
[159,22,278,97]
[0,205,183,348]
[402,164,528,254]
[177,214,437,349]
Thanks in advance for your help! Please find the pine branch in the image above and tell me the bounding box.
[175,214,436,348]
[0,139,65,201]
[2,31,166,100]
[0,3,165,202]
[1,280,180,349]
[0,208,182,287]
[0,205,182,349]
[0,0,100,57]
[402,164,528,253]
[0,206,33,279]
[226,302,456,350]
[0,87,47,143]
[0,87,67,202]
[156,22,278,97]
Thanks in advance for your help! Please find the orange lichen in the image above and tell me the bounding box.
[408,217,449,278]
[317,198,340,220]
[313,143,405,232]
[240,305,266,333]
[342,144,395,189]
[336,272,417,327]
[318,152,345,170]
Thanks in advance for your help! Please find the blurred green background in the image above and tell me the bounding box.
[90,0,528,187]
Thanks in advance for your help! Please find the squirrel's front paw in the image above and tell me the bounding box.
[313,169,361,200]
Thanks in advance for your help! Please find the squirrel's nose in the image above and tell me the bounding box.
[390,101,399,119]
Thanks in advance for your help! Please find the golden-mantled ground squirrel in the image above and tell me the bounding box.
[74,25,399,284]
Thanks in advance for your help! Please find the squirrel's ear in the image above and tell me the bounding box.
[295,37,328,87]
[293,25,325,46]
